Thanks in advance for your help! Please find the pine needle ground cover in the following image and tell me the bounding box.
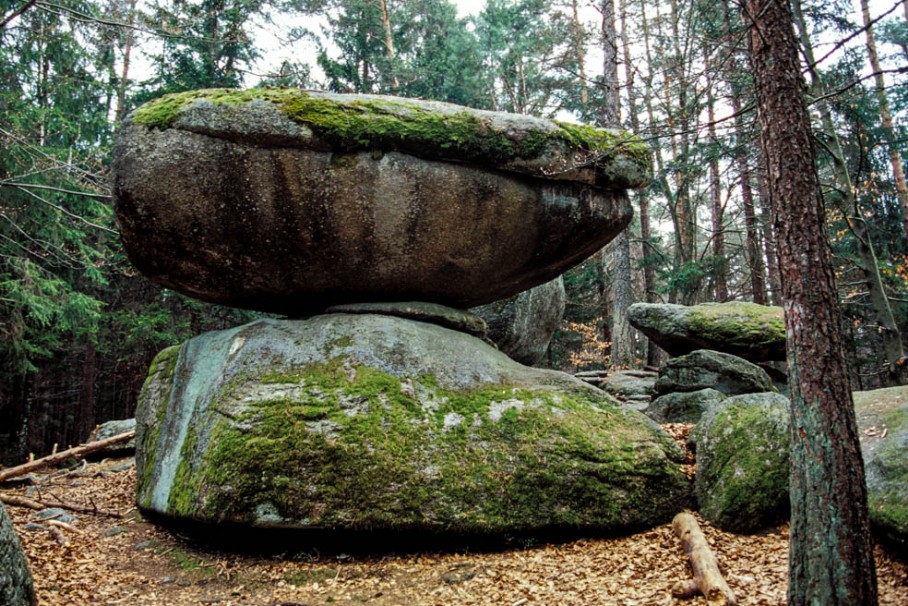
[5,454,907,605]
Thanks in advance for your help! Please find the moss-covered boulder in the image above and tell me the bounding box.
[644,388,727,424]
[114,89,651,316]
[692,392,790,533]
[654,350,775,396]
[628,302,785,362]
[471,277,566,366]
[0,502,36,606]
[854,386,908,548]
[136,315,690,535]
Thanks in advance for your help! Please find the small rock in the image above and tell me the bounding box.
[111,459,136,472]
[35,508,75,523]
[654,350,774,396]
[645,389,727,424]
[23,523,45,532]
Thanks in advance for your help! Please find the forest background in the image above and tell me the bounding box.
[0,0,906,465]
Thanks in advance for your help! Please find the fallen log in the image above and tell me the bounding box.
[0,431,135,484]
[0,492,126,518]
[672,511,736,605]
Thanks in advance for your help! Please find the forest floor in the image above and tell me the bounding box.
[4,448,908,605]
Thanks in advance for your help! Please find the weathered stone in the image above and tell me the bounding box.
[654,350,775,396]
[0,502,36,606]
[471,277,565,365]
[692,392,790,533]
[114,90,649,315]
[91,418,137,456]
[326,302,487,337]
[854,386,908,548]
[645,389,727,424]
[627,302,785,362]
[600,370,658,402]
[136,315,690,535]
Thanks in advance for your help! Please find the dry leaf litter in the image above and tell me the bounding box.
[2,425,905,606]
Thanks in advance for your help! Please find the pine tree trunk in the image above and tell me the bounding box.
[746,0,878,603]
[377,0,399,90]
[705,46,727,302]
[861,0,908,243]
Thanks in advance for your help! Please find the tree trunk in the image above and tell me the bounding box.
[705,46,727,302]
[599,0,634,368]
[622,0,658,367]
[114,0,137,123]
[746,0,878,603]
[672,512,736,605]
[861,0,908,243]
[571,0,588,110]
[377,0,399,90]
[721,0,766,304]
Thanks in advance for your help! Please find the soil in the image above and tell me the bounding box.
[4,439,907,605]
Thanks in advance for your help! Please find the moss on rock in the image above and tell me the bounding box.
[136,316,690,534]
[129,87,651,187]
[694,393,790,533]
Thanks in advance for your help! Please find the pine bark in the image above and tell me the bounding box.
[746,0,878,603]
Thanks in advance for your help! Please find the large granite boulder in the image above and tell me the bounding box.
[644,388,727,424]
[691,392,790,533]
[654,350,775,396]
[114,89,651,316]
[471,276,566,365]
[854,386,908,548]
[136,315,690,534]
[0,502,36,606]
[628,302,785,362]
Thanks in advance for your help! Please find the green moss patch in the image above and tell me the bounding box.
[159,359,686,533]
[687,302,785,349]
[130,88,650,178]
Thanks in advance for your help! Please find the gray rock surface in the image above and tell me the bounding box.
[854,386,908,548]
[91,418,137,455]
[0,502,36,606]
[326,301,487,337]
[654,350,775,396]
[628,302,785,362]
[645,388,727,424]
[114,90,646,315]
[135,315,690,534]
[600,370,658,401]
[692,392,790,532]
[471,277,565,365]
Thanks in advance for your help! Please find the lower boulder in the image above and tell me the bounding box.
[136,315,690,535]
[692,392,790,533]
[0,502,36,606]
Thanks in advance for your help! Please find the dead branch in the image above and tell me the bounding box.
[0,491,127,517]
[47,519,84,534]
[47,525,68,546]
[672,512,736,605]
[0,431,135,484]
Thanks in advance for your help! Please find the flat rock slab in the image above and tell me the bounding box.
[114,89,650,315]
[628,302,785,362]
[325,301,487,337]
[135,315,690,535]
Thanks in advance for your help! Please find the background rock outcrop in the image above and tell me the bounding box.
[471,277,566,366]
